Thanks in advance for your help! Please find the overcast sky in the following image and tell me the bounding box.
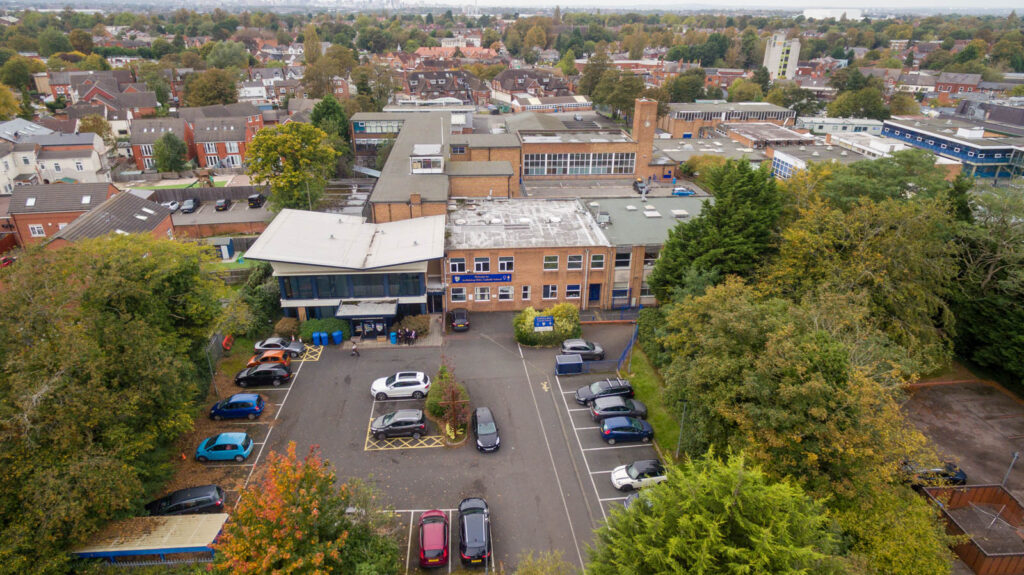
[464,0,1018,12]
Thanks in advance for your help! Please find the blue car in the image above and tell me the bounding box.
[600,416,654,445]
[672,187,696,196]
[196,432,254,463]
[209,393,265,421]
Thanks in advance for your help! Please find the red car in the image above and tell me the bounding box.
[0,256,16,268]
[419,509,449,568]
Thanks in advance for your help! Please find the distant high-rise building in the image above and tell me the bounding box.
[763,33,800,81]
[803,9,863,20]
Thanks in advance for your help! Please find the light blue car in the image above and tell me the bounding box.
[195,432,254,463]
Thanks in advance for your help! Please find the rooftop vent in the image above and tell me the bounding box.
[454,218,467,225]
[490,218,502,224]
[134,214,148,220]
[625,205,638,211]
[549,216,562,223]
[644,210,662,218]
[519,217,530,224]
[671,209,690,219]
[81,195,91,204]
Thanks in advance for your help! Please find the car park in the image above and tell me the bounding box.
[560,339,605,360]
[671,187,696,196]
[450,308,470,332]
[600,416,654,445]
[458,497,492,566]
[370,371,431,400]
[235,363,292,388]
[591,395,647,421]
[246,350,291,368]
[180,198,201,213]
[370,409,427,440]
[195,432,254,463]
[247,193,266,208]
[145,485,225,516]
[472,407,500,452]
[610,459,667,491]
[215,198,232,211]
[209,393,264,420]
[253,337,305,358]
[418,509,450,568]
[574,377,634,406]
[160,200,180,212]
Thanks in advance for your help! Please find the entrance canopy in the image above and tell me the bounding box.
[336,299,399,319]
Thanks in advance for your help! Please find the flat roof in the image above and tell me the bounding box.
[721,123,814,143]
[796,117,883,126]
[584,197,710,247]
[446,199,610,250]
[450,133,521,149]
[773,143,864,164]
[74,514,228,558]
[887,116,1024,147]
[667,101,794,114]
[504,112,566,133]
[653,137,768,163]
[446,161,514,177]
[369,113,450,204]
[244,209,446,270]
[518,130,634,144]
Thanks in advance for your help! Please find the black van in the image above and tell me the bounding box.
[247,193,266,208]
[145,485,225,516]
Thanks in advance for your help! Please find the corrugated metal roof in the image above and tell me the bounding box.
[51,192,170,242]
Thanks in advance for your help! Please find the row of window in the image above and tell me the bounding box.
[523,153,635,176]
[29,222,67,238]
[281,274,423,300]
[451,284,581,302]
[449,251,657,273]
[203,142,240,154]
[886,128,1007,159]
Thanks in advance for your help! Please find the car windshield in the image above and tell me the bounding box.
[627,464,641,479]
[422,515,445,525]
[478,421,497,435]
[203,437,217,450]
[590,381,609,393]
[379,413,395,426]
[386,374,398,385]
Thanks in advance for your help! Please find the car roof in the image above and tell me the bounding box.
[593,396,627,408]
[563,339,586,346]
[252,363,286,372]
[256,350,287,358]
[632,459,662,472]
[459,497,488,512]
[214,432,249,444]
[228,393,260,402]
[392,409,423,420]
[603,416,633,427]
[167,484,221,502]
[475,406,494,421]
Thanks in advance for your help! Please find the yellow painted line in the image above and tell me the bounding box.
[297,345,323,362]
[363,418,444,451]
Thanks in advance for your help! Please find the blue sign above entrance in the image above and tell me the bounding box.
[451,274,512,284]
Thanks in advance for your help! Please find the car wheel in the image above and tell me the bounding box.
[412,432,422,439]
[238,380,247,388]
[290,351,300,358]
[598,354,606,360]
[246,413,257,420]
[375,393,388,401]
[272,378,282,387]
[607,438,617,445]
[234,455,245,463]
[412,391,424,399]
[642,436,651,443]
[376,432,387,440]
[197,456,208,463]
[619,484,634,492]
[212,415,223,421]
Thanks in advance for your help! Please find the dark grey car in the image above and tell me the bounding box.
[472,407,500,452]
[591,396,648,422]
[145,485,225,516]
[370,409,427,440]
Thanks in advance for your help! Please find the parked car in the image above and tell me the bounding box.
[247,193,266,208]
[180,198,201,213]
[145,485,225,516]
[450,308,470,332]
[903,461,967,488]
[0,255,16,268]
[160,200,180,212]
[561,339,605,361]
[472,407,500,452]
[573,113,584,121]
[591,396,647,421]
[370,371,431,400]
[458,497,492,566]
[215,198,232,211]
[209,393,264,420]
[195,432,254,463]
[418,509,450,568]
[370,409,427,440]
[253,337,305,358]
[575,377,634,406]
[610,459,667,491]
[671,187,696,196]
[235,363,292,388]
[600,416,654,445]
[246,350,291,368]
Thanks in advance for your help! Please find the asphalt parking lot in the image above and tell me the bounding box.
[264,312,641,572]
[170,201,272,226]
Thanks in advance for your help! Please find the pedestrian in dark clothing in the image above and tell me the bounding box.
[408,330,416,345]
[351,341,360,357]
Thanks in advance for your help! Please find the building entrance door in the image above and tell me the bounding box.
[588,283,602,303]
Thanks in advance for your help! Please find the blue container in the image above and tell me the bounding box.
[331,331,344,345]
[311,332,322,346]
[318,332,328,345]
[390,332,397,345]
[555,354,584,375]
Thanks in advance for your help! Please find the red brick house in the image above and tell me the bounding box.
[936,72,982,94]
[46,191,173,249]
[7,183,118,246]
[129,118,192,170]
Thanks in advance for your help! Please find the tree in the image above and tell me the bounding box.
[77,115,114,148]
[311,94,349,143]
[827,87,889,120]
[246,122,339,211]
[765,83,823,116]
[578,46,610,96]
[303,24,321,65]
[375,139,395,171]
[79,53,111,72]
[205,41,249,70]
[752,65,771,93]
[588,450,844,575]
[815,149,954,211]
[1,56,45,91]
[666,69,706,103]
[37,28,72,57]
[726,78,763,102]
[153,131,188,172]
[183,69,238,107]
[0,235,222,574]
[889,92,920,116]
[557,49,578,77]
[68,29,93,54]
[524,25,547,52]
[648,160,782,300]
[0,85,18,121]
[213,442,401,574]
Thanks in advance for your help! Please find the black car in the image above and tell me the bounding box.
[180,198,201,213]
[472,407,500,452]
[145,485,225,516]
[235,363,292,388]
[458,497,491,566]
[903,461,968,488]
[575,377,634,406]
[450,308,470,332]
[561,339,605,361]
[247,193,266,208]
[591,396,648,422]
[370,409,427,440]
[215,198,232,211]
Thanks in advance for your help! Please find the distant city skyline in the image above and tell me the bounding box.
[460,0,1018,12]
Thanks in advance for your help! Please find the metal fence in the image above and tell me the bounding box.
[578,323,639,375]
[580,308,642,322]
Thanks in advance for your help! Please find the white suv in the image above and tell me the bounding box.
[370,371,431,400]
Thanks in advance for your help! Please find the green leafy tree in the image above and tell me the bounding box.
[765,83,823,116]
[666,69,706,103]
[68,29,93,54]
[557,49,578,77]
[827,87,890,120]
[37,28,72,57]
[814,149,955,211]
[77,115,114,148]
[588,450,844,574]
[726,78,763,102]
[153,131,188,172]
[0,84,18,120]
[246,122,339,211]
[752,65,771,93]
[578,46,610,96]
[1,56,45,90]
[516,550,578,575]
[889,92,920,116]
[205,41,249,70]
[0,235,223,574]
[183,68,238,107]
[649,160,782,300]
[303,24,321,65]
[213,442,401,574]
[311,93,350,144]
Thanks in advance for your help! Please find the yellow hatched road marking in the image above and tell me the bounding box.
[363,418,444,451]
[297,345,323,362]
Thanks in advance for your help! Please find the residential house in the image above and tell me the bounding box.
[22,133,109,184]
[490,69,571,105]
[704,68,750,89]
[46,191,173,249]
[7,183,118,245]
[937,72,983,95]
[192,119,248,168]
[402,70,490,105]
[896,72,937,94]
[129,118,191,170]
[47,70,134,102]
[0,118,53,144]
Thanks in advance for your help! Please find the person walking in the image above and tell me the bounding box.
[350,341,360,357]
[408,330,416,345]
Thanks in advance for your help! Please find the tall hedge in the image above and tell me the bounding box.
[513,304,582,346]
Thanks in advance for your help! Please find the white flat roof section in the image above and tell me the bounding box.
[74,514,228,558]
[244,210,446,270]
[446,199,610,250]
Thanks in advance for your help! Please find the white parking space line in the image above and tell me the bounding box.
[599,496,629,502]
[405,513,415,575]
[243,427,272,488]
[258,388,291,391]
[554,374,608,523]
[561,391,576,396]
[567,408,590,412]
[574,426,600,431]
[582,444,653,451]
[589,469,613,474]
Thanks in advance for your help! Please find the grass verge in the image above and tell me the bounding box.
[622,348,681,461]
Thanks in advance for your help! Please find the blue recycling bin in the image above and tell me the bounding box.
[390,332,397,345]
[331,330,344,345]
[555,354,584,375]
[318,332,328,345]
[311,332,322,346]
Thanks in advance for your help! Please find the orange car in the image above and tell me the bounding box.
[246,350,292,368]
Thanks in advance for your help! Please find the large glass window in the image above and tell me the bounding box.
[450,258,466,273]
[498,256,514,272]
[613,153,636,174]
[567,255,583,270]
[643,248,659,267]
[388,273,421,297]
[350,274,386,298]
[451,287,466,302]
[524,154,545,176]
[569,153,589,175]
[566,284,581,299]
[591,153,613,175]
[590,254,605,269]
[475,286,490,301]
[316,276,339,298]
[546,153,568,175]
[498,286,513,300]
[290,277,314,299]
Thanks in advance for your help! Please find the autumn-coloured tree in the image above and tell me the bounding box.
[246,122,338,211]
[213,442,401,574]
[77,114,114,149]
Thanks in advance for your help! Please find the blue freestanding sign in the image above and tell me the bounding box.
[534,316,554,332]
